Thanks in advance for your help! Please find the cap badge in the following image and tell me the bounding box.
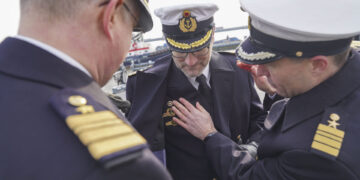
[179,10,197,33]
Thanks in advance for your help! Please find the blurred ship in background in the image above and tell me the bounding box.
[111,26,249,94]
[107,30,360,99]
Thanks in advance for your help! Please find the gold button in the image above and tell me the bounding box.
[330,113,340,121]
[167,101,173,107]
[68,96,87,107]
[296,51,303,57]
[237,134,241,140]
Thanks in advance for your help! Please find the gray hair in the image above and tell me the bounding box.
[20,0,94,20]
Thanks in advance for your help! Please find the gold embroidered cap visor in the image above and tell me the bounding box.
[165,27,214,53]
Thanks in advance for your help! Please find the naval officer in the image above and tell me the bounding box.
[0,0,172,179]
[126,2,267,180]
[171,0,360,179]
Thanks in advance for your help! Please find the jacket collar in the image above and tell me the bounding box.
[0,37,93,88]
[282,50,360,132]
[210,51,234,72]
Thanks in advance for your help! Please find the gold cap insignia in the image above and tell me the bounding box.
[166,29,213,50]
[179,10,197,33]
[68,96,87,107]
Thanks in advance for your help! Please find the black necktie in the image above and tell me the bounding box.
[196,75,212,114]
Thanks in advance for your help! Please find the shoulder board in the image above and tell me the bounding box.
[310,107,346,160]
[128,71,137,77]
[351,40,360,49]
[50,88,147,169]
[141,65,153,72]
[128,65,154,76]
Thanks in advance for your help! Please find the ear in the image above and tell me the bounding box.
[102,0,123,39]
[309,55,328,74]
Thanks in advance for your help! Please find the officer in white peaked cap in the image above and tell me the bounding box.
[126,2,268,180]
[165,0,360,179]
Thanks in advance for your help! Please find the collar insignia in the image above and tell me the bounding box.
[179,10,197,33]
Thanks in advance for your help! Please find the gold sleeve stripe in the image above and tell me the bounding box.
[74,120,123,134]
[88,133,146,160]
[318,124,344,138]
[79,125,134,145]
[311,141,339,157]
[316,130,343,142]
[313,134,342,149]
[66,111,117,129]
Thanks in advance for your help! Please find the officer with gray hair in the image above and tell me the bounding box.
[0,0,171,179]
[171,0,360,179]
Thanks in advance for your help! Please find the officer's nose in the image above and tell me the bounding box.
[185,53,198,66]
[256,64,270,77]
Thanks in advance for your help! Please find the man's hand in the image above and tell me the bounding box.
[251,65,277,96]
[172,98,217,140]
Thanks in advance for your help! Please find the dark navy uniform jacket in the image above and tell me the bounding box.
[204,50,360,180]
[0,38,172,180]
[126,51,266,179]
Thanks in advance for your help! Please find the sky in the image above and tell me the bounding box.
[0,0,250,42]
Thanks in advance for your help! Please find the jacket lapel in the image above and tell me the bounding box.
[210,52,235,136]
[128,57,172,130]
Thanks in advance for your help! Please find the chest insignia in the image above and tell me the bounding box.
[163,101,178,126]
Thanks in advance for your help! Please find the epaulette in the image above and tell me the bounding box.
[141,65,154,72]
[50,88,147,169]
[128,65,154,77]
[128,71,137,77]
[310,108,346,160]
[351,40,360,49]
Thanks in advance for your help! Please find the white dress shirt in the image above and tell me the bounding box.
[186,63,211,90]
